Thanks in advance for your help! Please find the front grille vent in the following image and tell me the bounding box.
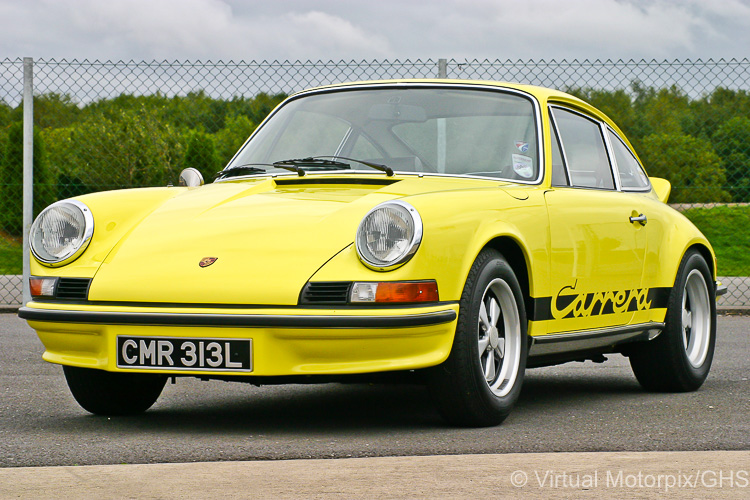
[300,282,351,305]
[55,278,91,300]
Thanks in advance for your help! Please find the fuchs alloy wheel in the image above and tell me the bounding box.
[680,269,713,368]
[629,250,716,392]
[63,366,167,416]
[429,249,528,427]
[478,277,524,398]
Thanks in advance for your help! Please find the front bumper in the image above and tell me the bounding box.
[19,302,459,376]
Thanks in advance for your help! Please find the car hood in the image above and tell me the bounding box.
[86,175,527,305]
[84,177,376,304]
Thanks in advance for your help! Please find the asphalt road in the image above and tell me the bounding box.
[1,314,748,468]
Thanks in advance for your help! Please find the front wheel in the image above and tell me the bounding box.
[63,365,167,416]
[428,249,528,427]
[629,250,716,391]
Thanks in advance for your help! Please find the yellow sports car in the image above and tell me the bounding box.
[20,80,726,426]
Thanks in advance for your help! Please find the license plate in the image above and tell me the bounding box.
[116,336,252,372]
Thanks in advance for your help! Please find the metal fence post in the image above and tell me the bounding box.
[438,59,448,79]
[22,57,33,306]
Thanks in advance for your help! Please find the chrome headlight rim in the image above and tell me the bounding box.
[30,199,94,267]
[355,200,423,272]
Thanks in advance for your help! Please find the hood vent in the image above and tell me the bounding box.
[275,177,397,187]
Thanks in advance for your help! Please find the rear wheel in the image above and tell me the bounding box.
[63,365,167,416]
[428,249,528,427]
[629,250,716,391]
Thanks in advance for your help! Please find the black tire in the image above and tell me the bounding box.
[428,249,528,427]
[629,250,716,392]
[63,365,167,416]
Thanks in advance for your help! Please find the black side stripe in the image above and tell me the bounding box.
[531,287,671,322]
[647,287,672,310]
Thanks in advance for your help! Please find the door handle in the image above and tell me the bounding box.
[629,213,648,225]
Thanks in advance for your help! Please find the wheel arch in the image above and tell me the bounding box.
[685,243,717,281]
[483,236,533,322]
[664,241,717,290]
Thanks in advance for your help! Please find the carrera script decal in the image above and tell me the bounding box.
[551,281,652,320]
[530,287,670,322]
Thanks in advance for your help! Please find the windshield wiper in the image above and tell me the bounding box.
[219,156,394,179]
[272,157,351,177]
[214,164,268,180]
[315,156,394,177]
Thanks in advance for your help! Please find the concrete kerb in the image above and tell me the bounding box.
[1,451,748,498]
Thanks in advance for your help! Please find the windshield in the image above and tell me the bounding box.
[225,86,541,181]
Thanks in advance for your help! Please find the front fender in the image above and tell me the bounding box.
[309,188,550,304]
[29,187,184,279]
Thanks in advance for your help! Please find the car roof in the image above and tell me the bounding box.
[294,78,580,104]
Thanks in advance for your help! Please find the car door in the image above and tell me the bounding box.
[543,106,649,334]
[603,125,667,326]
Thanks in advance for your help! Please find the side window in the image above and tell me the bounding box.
[549,111,569,186]
[608,130,650,190]
[551,107,614,190]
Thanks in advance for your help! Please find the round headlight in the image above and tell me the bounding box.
[356,200,422,271]
[30,200,94,266]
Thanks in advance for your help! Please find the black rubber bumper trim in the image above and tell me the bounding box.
[18,306,457,329]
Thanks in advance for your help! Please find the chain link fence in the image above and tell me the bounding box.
[1,57,749,306]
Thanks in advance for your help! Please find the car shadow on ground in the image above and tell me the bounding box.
[126,381,445,433]
[56,367,649,434]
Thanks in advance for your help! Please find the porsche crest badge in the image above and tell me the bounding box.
[199,257,218,268]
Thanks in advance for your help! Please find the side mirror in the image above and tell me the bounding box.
[178,168,204,188]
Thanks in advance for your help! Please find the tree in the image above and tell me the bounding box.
[56,173,89,200]
[690,87,750,141]
[566,87,637,139]
[226,92,286,125]
[1,122,52,236]
[32,93,81,129]
[213,114,256,165]
[640,133,730,203]
[159,91,228,134]
[712,116,750,202]
[632,83,691,140]
[0,100,11,128]
[184,130,219,181]
[84,93,170,123]
[43,104,184,191]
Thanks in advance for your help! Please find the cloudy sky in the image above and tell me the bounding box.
[2,0,750,62]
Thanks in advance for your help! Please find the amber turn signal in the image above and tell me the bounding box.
[29,277,57,297]
[350,280,438,303]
